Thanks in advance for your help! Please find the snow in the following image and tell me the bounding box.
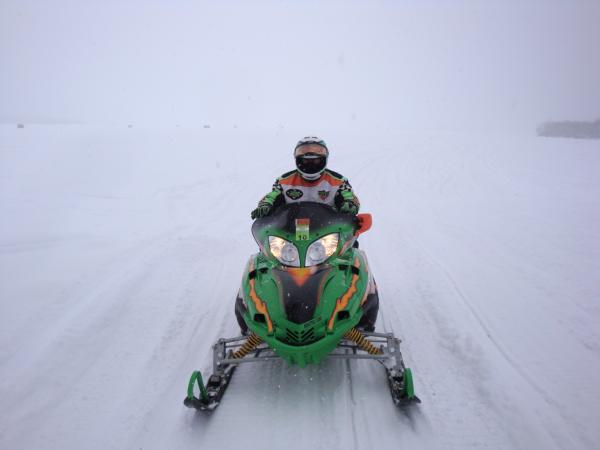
[1,125,599,449]
[2,0,600,447]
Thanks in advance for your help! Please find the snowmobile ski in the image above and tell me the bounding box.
[184,330,419,411]
[184,339,237,411]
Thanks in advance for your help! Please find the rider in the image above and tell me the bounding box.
[244,136,377,332]
[251,136,360,219]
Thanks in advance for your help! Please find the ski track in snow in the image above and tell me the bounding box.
[1,127,599,450]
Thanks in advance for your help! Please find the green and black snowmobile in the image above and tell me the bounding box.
[184,202,420,411]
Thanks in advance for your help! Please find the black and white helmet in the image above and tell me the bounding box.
[294,136,328,180]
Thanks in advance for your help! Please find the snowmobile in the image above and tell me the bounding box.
[184,202,420,411]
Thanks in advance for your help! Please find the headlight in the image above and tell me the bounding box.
[305,233,339,267]
[268,236,300,267]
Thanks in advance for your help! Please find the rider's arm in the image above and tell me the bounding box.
[261,178,284,207]
[334,179,360,214]
[251,178,284,219]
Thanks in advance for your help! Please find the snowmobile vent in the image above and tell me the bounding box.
[337,264,359,275]
[336,311,350,321]
[282,327,318,346]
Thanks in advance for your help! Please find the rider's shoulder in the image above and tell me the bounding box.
[324,169,347,182]
[277,169,299,181]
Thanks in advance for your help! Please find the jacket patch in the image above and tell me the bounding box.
[318,190,330,200]
[286,188,304,200]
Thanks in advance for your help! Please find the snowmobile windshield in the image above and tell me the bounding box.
[252,202,356,240]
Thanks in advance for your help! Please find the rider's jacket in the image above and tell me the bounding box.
[257,169,360,212]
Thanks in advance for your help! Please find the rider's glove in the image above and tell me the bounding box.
[338,200,359,215]
[251,203,273,219]
[251,188,282,220]
[337,183,359,215]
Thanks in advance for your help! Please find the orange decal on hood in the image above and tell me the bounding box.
[327,257,360,331]
[248,261,274,333]
[286,267,317,287]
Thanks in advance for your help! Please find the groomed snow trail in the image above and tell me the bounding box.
[1,127,599,449]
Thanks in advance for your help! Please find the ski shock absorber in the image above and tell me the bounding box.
[232,333,263,359]
[344,328,383,355]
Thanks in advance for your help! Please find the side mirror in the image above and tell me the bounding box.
[355,213,372,235]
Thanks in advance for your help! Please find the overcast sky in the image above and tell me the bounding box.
[1,0,599,133]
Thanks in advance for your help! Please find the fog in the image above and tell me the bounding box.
[1,0,599,133]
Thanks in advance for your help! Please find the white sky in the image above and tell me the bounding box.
[1,0,599,132]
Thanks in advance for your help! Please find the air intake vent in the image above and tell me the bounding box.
[337,310,350,321]
[282,327,318,346]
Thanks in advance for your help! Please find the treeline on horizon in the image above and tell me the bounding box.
[537,119,600,140]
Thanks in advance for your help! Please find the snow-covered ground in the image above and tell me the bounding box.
[1,125,598,449]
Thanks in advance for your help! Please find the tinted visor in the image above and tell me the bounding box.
[296,155,327,174]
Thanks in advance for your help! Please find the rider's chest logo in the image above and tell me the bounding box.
[286,188,303,200]
[318,190,330,200]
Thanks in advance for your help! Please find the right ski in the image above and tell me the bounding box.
[183,365,236,411]
[183,338,239,411]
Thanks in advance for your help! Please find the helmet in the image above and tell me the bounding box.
[294,136,328,180]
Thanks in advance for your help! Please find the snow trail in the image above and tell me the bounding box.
[1,126,599,449]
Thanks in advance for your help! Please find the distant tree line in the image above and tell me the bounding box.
[537,119,600,140]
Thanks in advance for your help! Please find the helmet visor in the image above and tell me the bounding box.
[294,143,328,157]
[296,155,327,175]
